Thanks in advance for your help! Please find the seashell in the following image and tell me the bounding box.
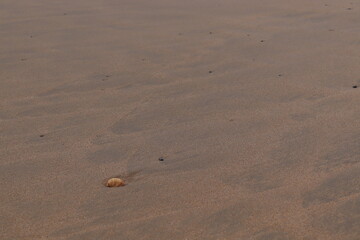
[106,178,125,187]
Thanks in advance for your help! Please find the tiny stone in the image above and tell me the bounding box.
[106,178,125,187]
[209,71,213,74]
[40,135,44,137]
[158,157,164,161]
[260,40,264,42]
[352,85,358,88]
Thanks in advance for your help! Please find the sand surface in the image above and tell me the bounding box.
[1,0,360,239]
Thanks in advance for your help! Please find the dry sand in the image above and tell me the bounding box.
[1,0,360,239]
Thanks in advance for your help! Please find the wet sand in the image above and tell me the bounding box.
[1,0,360,239]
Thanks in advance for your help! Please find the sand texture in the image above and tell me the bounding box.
[1,0,360,239]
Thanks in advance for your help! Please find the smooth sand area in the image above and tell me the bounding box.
[1,0,359,239]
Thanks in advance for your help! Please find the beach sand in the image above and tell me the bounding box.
[1,0,359,239]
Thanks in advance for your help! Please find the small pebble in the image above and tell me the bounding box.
[40,135,44,137]
[158,157,164,162]
[352,85,358,88]
[106,178,125,187]
[209,71,213,74]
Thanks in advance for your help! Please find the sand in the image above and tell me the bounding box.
[1,0,359,239]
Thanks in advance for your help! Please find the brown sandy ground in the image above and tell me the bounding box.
[0,0,360,239]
